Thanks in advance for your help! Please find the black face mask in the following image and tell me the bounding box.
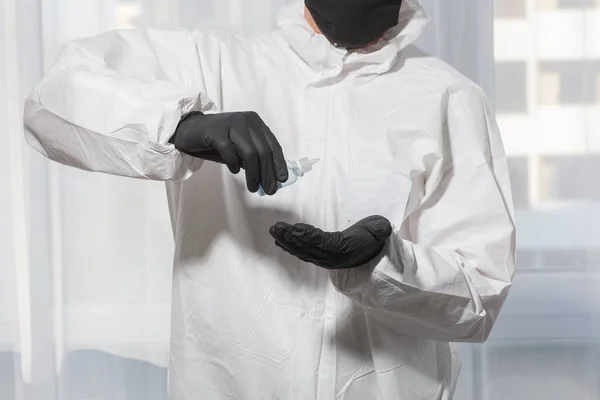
[305,0,403,49]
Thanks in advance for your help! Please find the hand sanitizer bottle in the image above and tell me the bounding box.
[258,158,320,196]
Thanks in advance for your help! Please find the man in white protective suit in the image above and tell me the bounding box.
[24,0,516,398]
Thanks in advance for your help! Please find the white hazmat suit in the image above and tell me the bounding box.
[24,0,516,399]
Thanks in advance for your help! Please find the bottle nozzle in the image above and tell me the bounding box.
[298,157,320,173]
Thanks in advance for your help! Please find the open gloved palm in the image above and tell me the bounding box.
[269,215,393,270]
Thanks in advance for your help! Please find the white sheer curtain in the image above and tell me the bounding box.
[7,1,595,400]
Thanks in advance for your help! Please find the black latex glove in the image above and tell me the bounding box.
[169,111,288,195]
[269,215,393,270]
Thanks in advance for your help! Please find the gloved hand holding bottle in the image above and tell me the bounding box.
[169,111,288,195]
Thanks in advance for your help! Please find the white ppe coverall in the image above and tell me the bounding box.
[24,0,516,399]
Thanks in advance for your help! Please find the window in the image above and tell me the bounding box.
[508,157,530,207]
[486,344,600,400]
[540,250,588,270]
[558,0,591,7]
[516,249,600,271]
[538,61,600,105]
[496,1,527,18]
[496,62,528,113]
[517,250,539,270]
[539,155,600,201]
[586,250,600,270]
[486,1,600,399]
[539,0,600,9]
[541,250,600,271]
[116,0,142,29]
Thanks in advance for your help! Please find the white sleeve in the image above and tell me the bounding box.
[24,29,219,180]
[330,86,516,343]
